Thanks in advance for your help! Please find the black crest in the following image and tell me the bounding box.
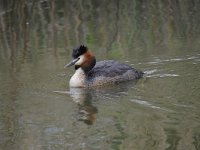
[72,45,88,58]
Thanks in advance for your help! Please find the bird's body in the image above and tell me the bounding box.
[65,45,143,88]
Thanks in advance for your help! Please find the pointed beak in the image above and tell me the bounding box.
[64,58,80,68]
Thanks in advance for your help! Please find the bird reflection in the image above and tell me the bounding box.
[68,81,138,125]
[69,88,98,125]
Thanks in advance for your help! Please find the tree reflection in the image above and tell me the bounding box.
[1,0,200,71]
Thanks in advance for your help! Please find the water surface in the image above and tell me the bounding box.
[0,1,200,150]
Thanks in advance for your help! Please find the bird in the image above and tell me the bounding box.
[64,45,143,87]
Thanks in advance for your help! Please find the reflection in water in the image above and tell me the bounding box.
[60,81,137,125]
[69,88,98,125]
[1,0,200,70]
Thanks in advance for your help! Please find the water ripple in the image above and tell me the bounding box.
[130,99,173,112]
[146,74,179,78]
[144,54,200,66]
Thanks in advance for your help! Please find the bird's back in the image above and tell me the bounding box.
[86,60,143,86]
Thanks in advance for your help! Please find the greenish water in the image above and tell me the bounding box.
[0,1,200,150]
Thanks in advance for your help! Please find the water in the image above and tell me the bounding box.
[0,1,200,150]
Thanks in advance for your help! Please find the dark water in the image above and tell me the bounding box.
[0,1,200,150]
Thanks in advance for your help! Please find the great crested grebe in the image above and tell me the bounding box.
[64,45,143,87]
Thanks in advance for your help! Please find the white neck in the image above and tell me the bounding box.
[69,68,86,87]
